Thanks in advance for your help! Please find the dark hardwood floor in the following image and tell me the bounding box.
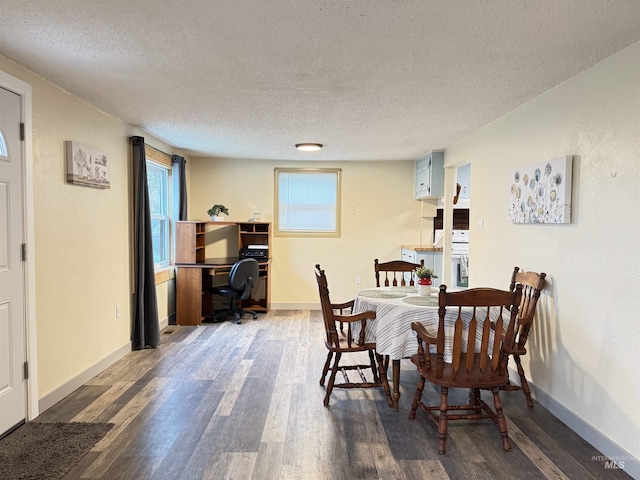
[33,310,629,479]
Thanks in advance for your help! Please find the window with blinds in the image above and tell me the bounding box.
[275,168,341,237]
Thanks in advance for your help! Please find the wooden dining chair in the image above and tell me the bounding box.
[409,284,522,454]
[314,264,393,407]
[501,266,547,407]
[374,258,424,287]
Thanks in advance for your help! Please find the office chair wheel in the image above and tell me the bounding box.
[252,313,258,319]
[234,314,242,325]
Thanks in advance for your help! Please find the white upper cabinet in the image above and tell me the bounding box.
[414,151,444,199]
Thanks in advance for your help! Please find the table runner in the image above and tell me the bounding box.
[356,289,408,299]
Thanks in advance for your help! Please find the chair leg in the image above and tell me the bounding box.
[409,375,425,420]
[471,388,482,414]
[491,387,511,452]
[437,386,449,454]
[320,351,333,385]
[212,298,242,323]
[375,353,393,407]
[235,306,259,321]
[213,297,259,325]
[513,355,534,407]
[324,352,341,407]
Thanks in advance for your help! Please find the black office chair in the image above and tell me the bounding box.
[211,258,260,324]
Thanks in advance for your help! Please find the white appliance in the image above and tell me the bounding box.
[451,230,469,287]
[436,229,469,288]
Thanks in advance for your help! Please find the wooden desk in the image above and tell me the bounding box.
[175,221,272,326]
[176,257,271,326]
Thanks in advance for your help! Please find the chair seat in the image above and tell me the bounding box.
[212,285,239,297]
[326,337,378,353]
[410,352,509,389]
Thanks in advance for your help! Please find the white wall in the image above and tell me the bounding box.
[188,158,421,306]
[445,41,640,470]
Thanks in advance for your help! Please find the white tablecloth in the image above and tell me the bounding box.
[353,287,506,362]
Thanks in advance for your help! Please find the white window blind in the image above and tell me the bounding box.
[146,160,170,268]
[275,168,341,237]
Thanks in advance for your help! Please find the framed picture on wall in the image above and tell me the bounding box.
[508,155,573,224]
[66,141,110,189]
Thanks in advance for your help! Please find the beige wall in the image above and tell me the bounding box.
[188,158,422,305]
[444,42,640,464]
[0,56,182,400]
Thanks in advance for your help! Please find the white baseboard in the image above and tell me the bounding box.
[38,342,131,414]
[516,370,639,479]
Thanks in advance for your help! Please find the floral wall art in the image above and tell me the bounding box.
[508,155,573,224]
[66,141,110,189]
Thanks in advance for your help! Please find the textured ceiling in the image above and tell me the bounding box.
[1,1,639,161]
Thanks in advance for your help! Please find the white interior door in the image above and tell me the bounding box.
[0,86,27,435]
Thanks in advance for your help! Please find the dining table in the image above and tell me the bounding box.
[352,285,501,411]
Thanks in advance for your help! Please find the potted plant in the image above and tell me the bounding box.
[207,204,229,221]
[415,266,437,296]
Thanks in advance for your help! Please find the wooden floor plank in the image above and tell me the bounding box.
[82,377,174,478]
[506,417,570,480]
[202,452,257,480]
[395,459,452,480]
[150,383,224,480]
[214,377,277,453]
[70,382,134,423]
[252,442,285,480]
[177,415,231,480]
[185,326,245,381]
[213,358,254,416]
[35,384,111,423]
[260,381,293,443]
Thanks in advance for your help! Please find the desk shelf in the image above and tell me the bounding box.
[176,222,208,264]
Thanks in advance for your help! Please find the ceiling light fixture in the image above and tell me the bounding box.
[295,143,323,152]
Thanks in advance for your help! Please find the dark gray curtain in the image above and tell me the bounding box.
[172,155,187,220]
[131,136,160,349]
